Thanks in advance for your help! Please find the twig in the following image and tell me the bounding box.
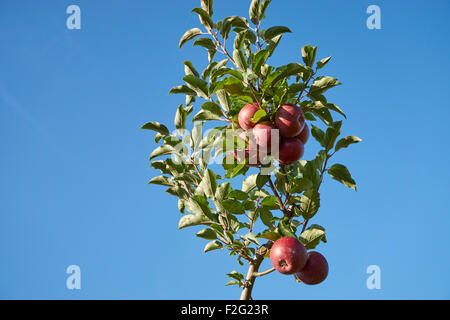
[268,176,287,215]
[254,267,275,277]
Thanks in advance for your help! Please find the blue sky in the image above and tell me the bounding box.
[0,0,449,299]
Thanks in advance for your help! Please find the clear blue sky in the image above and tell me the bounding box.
[1,0,449,299]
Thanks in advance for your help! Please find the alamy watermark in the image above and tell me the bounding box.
[366,5,381,30]
[66,265,81,290]
[366,265,381,290]
[66,5,81,30]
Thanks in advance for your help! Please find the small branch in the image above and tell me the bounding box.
[254,267,275,277]
[268,176,287,216]
[190,157,203,178]
[182,181,193,197]
[295,71,315,105]
[249,196,261,232]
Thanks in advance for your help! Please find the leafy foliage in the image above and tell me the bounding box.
[142,0,361,294]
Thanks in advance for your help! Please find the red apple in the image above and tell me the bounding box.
[270,236,308,275]
[295,251,329,285]
[249,121,277,152]
[275,104,305,138]
[297,123,309,144]
[278,138,304,165]
[238,103,261,130]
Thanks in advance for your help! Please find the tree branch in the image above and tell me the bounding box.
[240,241,273,300]
[254,267,275,277]
[268,176,288,216]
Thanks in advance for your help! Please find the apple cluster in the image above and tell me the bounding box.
[269,236,328,285]
[235,103,310,166]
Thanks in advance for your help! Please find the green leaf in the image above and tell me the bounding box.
[258,0,272,20]
[196,228,217,240]
[193,37,216,50]
[215,182,231,201]
[258,229,280,241]
[244,232,260,245]
[326,103,346,118]
[310,125,326,148]
[264,63,309,89]
[310,76,341,95]
[328,164,357,190]
[174,104,187,131]
[201,102,223,118]
[212,77,245,95]
[256,173,269,189]
[278,220,296,238]
[186,195,210,215]
[258,207,273,227]
[225,280,240,286]
[263,26,291,40]
[192,110,222,122]
[335,136,362,152]
[233,48,247,72]
[211,67,243,81]
[197,169,218,199]
[225,162,247,179]
[242,174,258,193]
[178,214,211,229]
[299,189,320,219]
[148,175,173,186]
[316,56,332,69]
[301,44,317,67]
[228,189,249,201]
[288,177,313,194]
[261,195,279,209]
[311,107,333,126]
[299,224,325,249]
[141,122,170,136]
[221,199,245,214]
[204,240,223,252]
[149,145,175,160]
[324,121,342,151]
[192,8,214,29]
[249,0,260,25]
[190,122,203,151]
[226,270,245,281]
[252,49,270,75]
[179,28,203,48]
[169,85,197,95]
[250,109,267,124]
[183,60,199,77]
[216,89,231,112]
[201,0,213,16]
[183,75,209,99]
[266,34,282,57]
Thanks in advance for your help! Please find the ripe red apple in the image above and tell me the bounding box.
[275,104,305,138]
[238,103,261,130]
[278,138,304,165]
[297,123,309,144]
[269,236,308,275]
[295,251,329,285]
[249,121,277,152]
